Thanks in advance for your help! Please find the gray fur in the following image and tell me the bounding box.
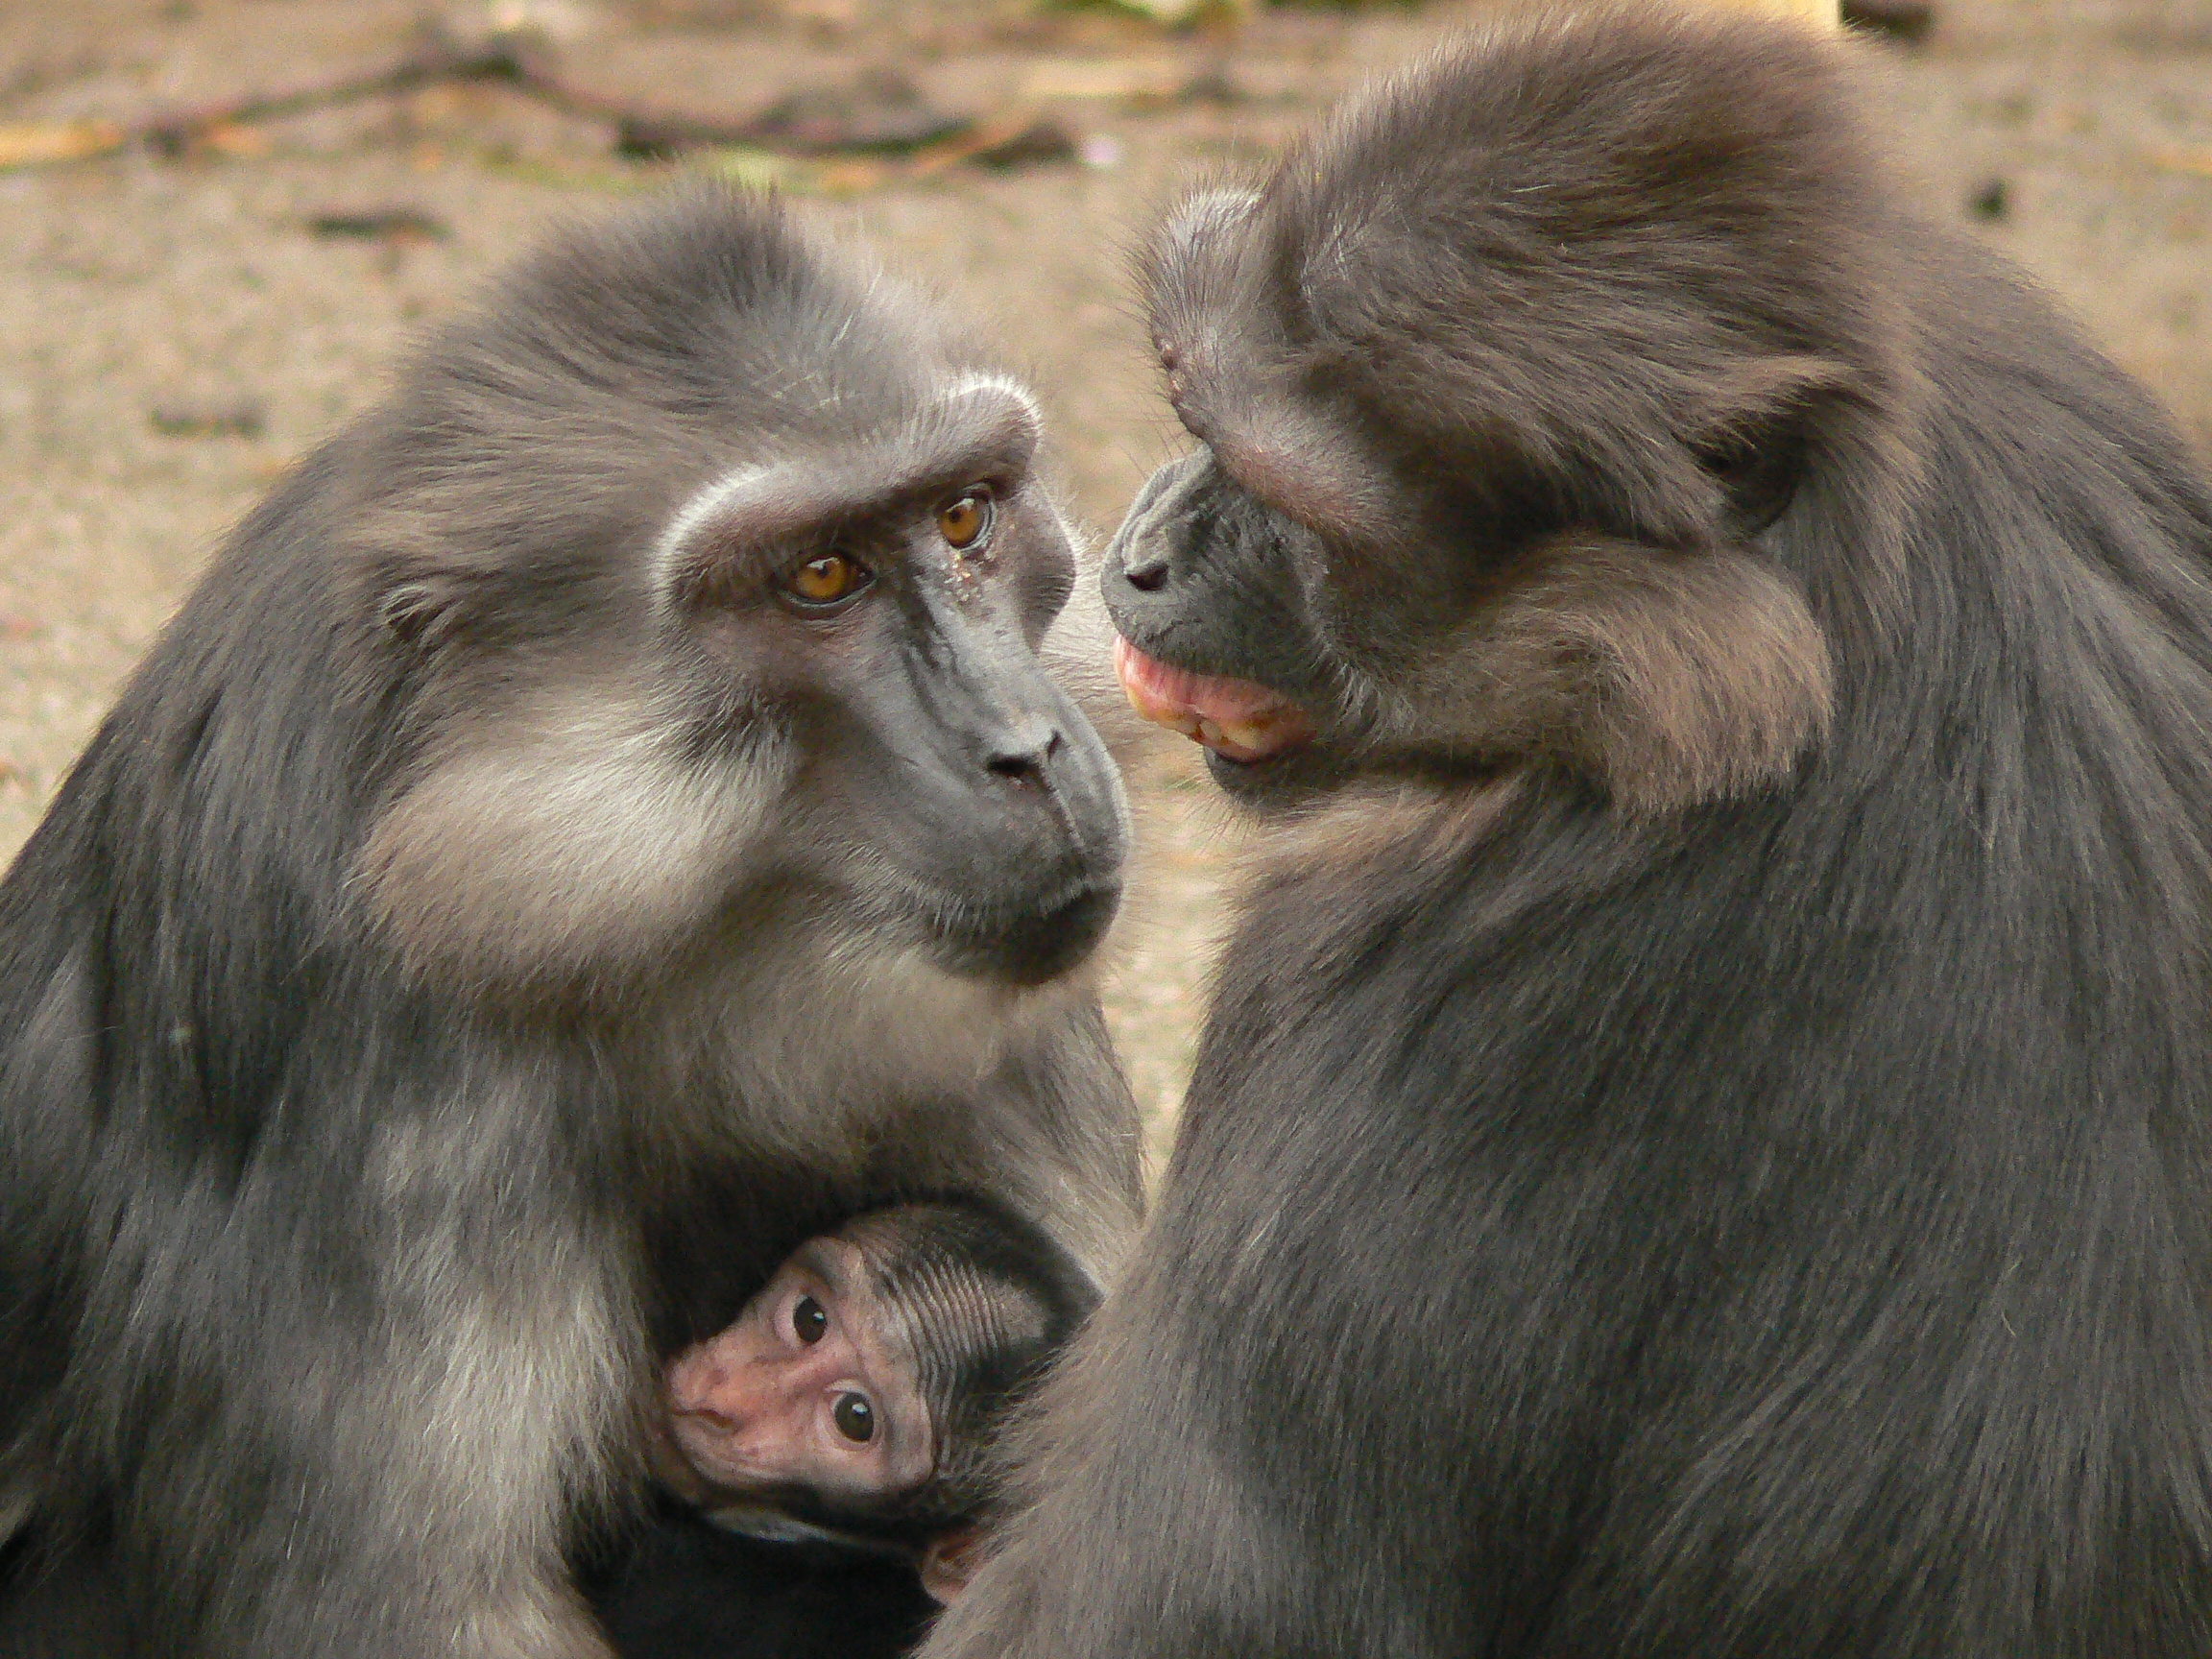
[927,8,2212,1657]
[0,185,1141,1655]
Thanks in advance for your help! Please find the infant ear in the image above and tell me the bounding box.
[918,1524,989,1605]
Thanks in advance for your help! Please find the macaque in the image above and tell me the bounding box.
[0,186,1141,1659]
[594,1198,1096,1656]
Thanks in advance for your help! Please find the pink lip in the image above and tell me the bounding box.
[1112,636,1316,764]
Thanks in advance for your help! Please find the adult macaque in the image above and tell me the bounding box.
[925,7,2212,1656]
[0,186,1141,1656]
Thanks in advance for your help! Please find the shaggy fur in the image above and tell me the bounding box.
[925,8,2212,1656]
[0,187,1141,1656]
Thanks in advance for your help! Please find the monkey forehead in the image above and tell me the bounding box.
[1137,190,1394,548]
[787,1237,930,1385]
[1138,289,1391,550]
[369,188,1031,552]
[1138,190,1280,411]
[652,373,1043,586]
[1139,188,1263,337]
[1136,11,1895,556]
[834,1212,1055,1376]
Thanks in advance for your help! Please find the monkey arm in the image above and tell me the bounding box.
[37,1006,643,1657]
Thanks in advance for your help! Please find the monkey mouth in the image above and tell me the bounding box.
[1113,636,1316,765]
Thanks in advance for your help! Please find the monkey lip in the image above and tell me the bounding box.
[1113,636,1316,765]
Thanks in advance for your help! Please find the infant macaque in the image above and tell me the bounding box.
[659,1200,1096,1603]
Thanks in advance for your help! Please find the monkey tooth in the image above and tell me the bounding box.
[1113,636,1315,763]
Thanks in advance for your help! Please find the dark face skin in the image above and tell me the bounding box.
[1103,450,1339,799]
[655,380,1130,987]
[666,1234,936,1509]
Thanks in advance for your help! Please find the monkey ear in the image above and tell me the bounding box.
[918,1524,989,1606]
[1689,353,1853,537]
[365,551,479,650]
[375,580,455,646]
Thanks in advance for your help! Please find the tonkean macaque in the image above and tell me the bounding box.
[661,1202,1094,1603]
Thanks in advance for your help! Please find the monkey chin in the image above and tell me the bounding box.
[922,878,1124,990]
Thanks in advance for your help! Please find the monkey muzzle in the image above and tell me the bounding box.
[1113,636,1315,765]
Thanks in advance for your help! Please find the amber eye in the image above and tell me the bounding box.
[793,1295,828,1344]
[936,491,993,551]
[785,553,867,608]
[832,1392,876,1444]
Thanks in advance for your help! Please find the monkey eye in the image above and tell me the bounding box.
[832,1391,876,1444]
[783,553,870,611]
[792,1295,828,1344]
[936,490,994,552]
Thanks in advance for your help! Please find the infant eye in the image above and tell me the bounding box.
[785,553,868,608]
[936,491,993,552]
[832,1392,876,1444]
[792,1295,828,1344]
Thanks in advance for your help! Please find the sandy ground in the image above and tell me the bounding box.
[3,0,2209,1150]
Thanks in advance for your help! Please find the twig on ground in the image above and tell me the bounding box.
[0,22,1068,178]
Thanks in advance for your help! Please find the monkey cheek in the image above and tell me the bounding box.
[666,1414,745,1488]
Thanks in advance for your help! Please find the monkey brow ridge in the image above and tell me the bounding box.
[651,375,1043,601]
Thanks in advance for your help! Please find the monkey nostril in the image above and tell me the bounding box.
[987,729,1061,788]
[1123,559,1170,594]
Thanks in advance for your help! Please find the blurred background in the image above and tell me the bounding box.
[2,0,2208,1157]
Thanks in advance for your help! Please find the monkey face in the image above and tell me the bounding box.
[1099,14,1907,818]
[666,1235,937,1512]
[655,377,1128,988]
[346,203,1127,1001]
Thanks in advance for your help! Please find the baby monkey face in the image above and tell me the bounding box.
[667,1238,936,1507]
